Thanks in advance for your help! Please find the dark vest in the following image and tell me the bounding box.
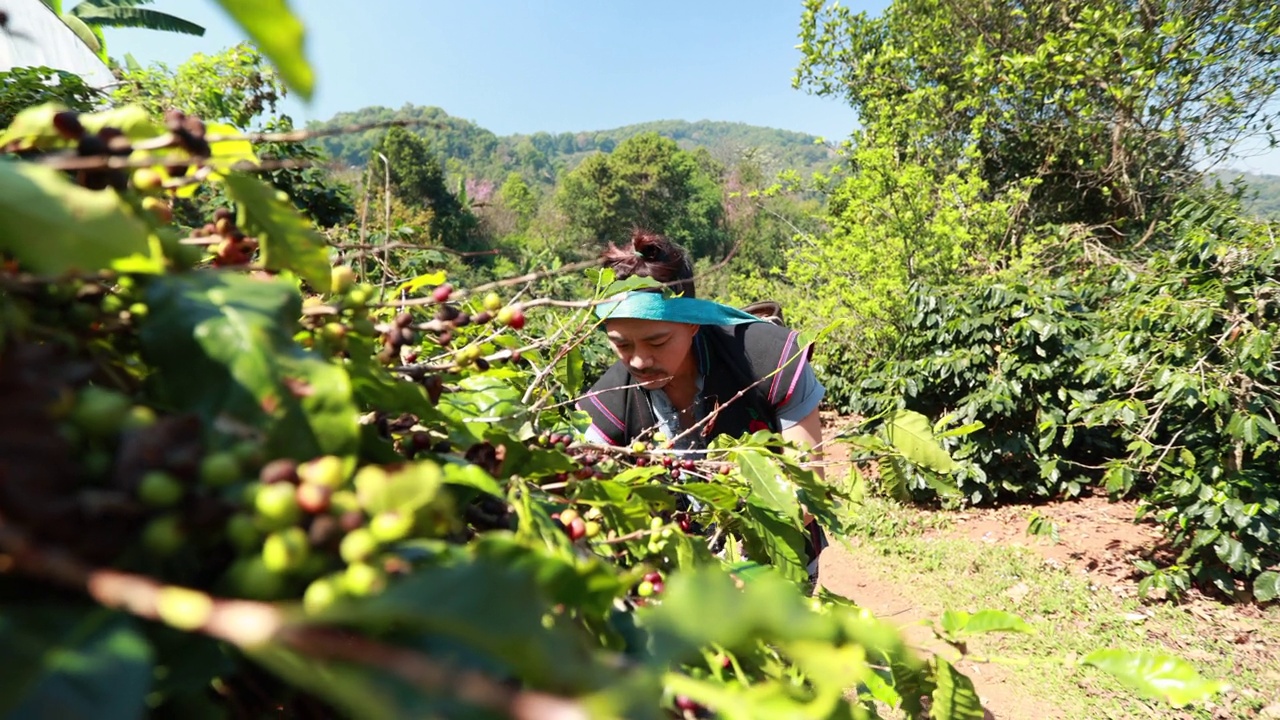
[579,322,814,446]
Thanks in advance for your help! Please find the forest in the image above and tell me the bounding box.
[1,0,1278,718]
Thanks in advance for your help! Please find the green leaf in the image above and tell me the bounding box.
[312,555,608,691]
[940,609,1034,638]
[733,449,801,523]
[678,482,740,510]
[884,410,957,473]
[140,272,360,460]
[0,160,159,276]
[0,606,153,720]
[931,658,986,720]
[1254,571,1280,603]
[737,498,809,586]
[211,0,314,101]
[555,346,585,395]
[355,461,444,516]
[878,456,912,502]
[224,173,332,292]
[1082,649,1228,707]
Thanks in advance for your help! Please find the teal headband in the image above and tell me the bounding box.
[593,291,764,326]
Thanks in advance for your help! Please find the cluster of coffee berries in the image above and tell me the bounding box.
[53,110,132,191]
[163,108,212,158]
[636,569,665,597]
[377,310,417,364]
[552,506,602,542]
[191,208,259,267]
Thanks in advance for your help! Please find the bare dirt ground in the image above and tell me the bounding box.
[811,413,1280,720]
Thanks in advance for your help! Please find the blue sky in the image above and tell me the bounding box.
[102,1,1279,174]
[103,1,869,142]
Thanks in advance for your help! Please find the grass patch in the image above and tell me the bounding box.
[828,498,1280,719]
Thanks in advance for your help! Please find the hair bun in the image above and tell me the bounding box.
[632,234,665,262]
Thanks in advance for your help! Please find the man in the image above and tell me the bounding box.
[577,229,829,579]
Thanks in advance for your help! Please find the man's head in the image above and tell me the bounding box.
[599,229,699,389]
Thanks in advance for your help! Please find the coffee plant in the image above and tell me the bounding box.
[852,195,1280,603]
[0,4,1230,715]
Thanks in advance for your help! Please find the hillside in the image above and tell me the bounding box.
[1210,169,1280,220]
[306,104,840,187]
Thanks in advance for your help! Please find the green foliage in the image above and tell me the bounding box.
[555,132,730,257]
[369,126,480,254]
[41,0,205,61]
[795,0,1280,233]
[0,66,101,129]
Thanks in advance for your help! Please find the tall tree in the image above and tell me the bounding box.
[555,132,729,259]
[795,0,1280,238]
[371,126,478,253]
[41,0,205,62]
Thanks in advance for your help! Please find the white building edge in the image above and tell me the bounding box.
[2,0,115,90]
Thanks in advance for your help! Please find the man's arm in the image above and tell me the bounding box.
[780,405,825,525]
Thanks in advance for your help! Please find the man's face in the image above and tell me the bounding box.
[604,318,699,390]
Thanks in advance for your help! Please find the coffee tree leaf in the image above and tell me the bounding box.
[211,0,314,101]
[733,449,802,524]
[884,409,957,473]
[0,606,153,720]
[1082,649,1228,707]
[224,172,331,292]
[0,160,159,276]
[1254,571,1280,603]
[311,556,609,691]
[141,272,360,460]
[931,657,986,720]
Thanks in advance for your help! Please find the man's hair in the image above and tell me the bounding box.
[599,228,696,298]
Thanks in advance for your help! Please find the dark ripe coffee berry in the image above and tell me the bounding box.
[681,459,696,471]
[568,517,587,541]
[670,468,682,480]
[394,311,413,328]
[183,115,206,138]
[76,134,107,157]
[259,458,299,484]
[474,357,490,372]
[164,109,186,132]
[435,330,453,346]
[662,456,674,468]
[398,326,416,343]
[404,351,419,363]
[453,312,471,327]
[574,467,593,480]
[338,510,364,533]
[432,284,452,303]
[643,571,663,584]
[435,304,460,322]
[53,111,85,139]
[635,457,649,467]
[472,311,492,325]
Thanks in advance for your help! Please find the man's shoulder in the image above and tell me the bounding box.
[706,321,803,357]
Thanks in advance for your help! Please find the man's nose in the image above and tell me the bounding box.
[629,354,652,370]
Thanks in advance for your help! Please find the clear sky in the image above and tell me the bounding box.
[102,0,1279,175]
[102,1,869,142]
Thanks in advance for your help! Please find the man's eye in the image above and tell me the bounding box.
[649,340,667,348]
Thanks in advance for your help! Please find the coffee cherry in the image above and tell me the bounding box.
[225,513,260,552]
[70,386,131,438]
[650,580,665,595]
[472,311,492,325]
[142,514,185,555]
[297,455,345,489]
[343,562,387,596]
[339,528,378,564]
[631,442,647,454]
[259,458,299,485]
[674,695,699,712]
[331,265,357,294]
[132,168,164,193]
[496,305,525,330]
[432,284,452,303]
[253,482,301,527]
[262,527,310,573]
[222,557,286,600]
[395,311,413,328]
[567,517,587,541]
[637,580,655,597]
[295,483,332,514]
[584,520,601,539]
[200,452,242,488]
[369,511,414,543]
[52,111,85,139]
[138,470,184,508]
[558,508,580,527]
[303,576,341,614]
[482,292,503,312]
[141,196,173,224]
[643,571,663,584]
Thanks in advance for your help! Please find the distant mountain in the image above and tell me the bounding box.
[1209,170,1280,220]
[306,104,841,187]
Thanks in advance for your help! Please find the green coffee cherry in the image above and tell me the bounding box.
[261,527,310,573]
[70,386,131,438]
[339,528,378,564]
[138,470,184,508]
[200,452,241,488]
[253,482,301,528]
[369,511,414,543]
